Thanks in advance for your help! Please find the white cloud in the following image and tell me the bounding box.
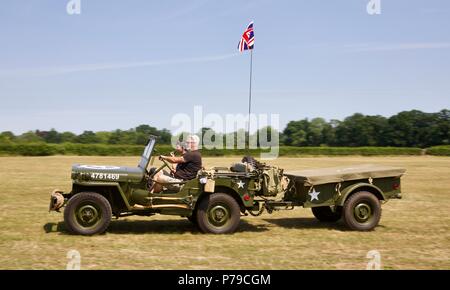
[344,42,450,52]
[0,53,239,77]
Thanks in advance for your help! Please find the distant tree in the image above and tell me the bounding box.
[435,109,450,145]
[322,119,338,146]
[3,109,448,147]
[0,131,16,143]
[334,114,389,146]
[364,115,389,146]
[35,130,49,140]
[385,110,442,147]
[44,129,62,143]
[76,131,100,144]
[135,124,158,135]
[135,125,172,144]
[198,127,213,148]
[17,131,44,143]
[107,129,136,144]
[308,118,327,146]
[282,119,310,146]
[158,129,172,144]
[60,132,77,143]
[94,131,112,144]
[257,126,280,147]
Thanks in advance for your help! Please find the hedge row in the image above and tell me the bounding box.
[0,143,440,157]
[426,145,450,156]
[278,146,423,156]
[0,143,166,156]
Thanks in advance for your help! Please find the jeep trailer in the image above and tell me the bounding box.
[49,136,405,235]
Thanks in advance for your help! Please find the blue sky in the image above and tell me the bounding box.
[0,0,449,134]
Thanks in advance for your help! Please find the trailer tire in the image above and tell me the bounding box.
[343,191,381,231]
[196,193,240,234]
[312,206,342,222]
[64,192,112,235]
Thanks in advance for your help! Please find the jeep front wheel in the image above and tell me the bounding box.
[196,193,240,234]
[342,191,381,231]
[64,192,112,235]
[187,211,197,225]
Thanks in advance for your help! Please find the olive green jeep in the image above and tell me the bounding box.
[49,136,405,235]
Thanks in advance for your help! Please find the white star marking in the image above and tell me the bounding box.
[236,180,245,188]
[309,189,320,201]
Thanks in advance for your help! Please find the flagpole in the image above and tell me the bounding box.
[247,49,253,148]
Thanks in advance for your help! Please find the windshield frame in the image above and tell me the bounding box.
[138,136,156,171]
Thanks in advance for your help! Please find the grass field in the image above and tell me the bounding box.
[0,156,449,269]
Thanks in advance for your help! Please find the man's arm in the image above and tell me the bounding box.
[160,155,185,164]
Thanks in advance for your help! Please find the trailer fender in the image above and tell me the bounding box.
[336,182,385,206]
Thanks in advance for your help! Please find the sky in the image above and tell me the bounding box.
[0,0,449,134]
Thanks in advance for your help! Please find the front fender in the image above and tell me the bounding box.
[336,182,385,206]
[72,181,132,210]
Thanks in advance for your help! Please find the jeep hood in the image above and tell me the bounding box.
[71,164,144,182]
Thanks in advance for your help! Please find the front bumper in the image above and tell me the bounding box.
[49,189,66,212]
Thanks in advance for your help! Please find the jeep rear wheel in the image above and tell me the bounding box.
[342,191,381,231]
[312,206,342,222]
[196,193,240,234]
[64,192,112,235]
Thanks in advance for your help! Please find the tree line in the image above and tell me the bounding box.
[0,109,448,148]
[282,109,449,148]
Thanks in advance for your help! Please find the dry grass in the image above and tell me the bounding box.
[0,155,449,269]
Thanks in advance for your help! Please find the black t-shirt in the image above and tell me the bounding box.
[174,150,202,180]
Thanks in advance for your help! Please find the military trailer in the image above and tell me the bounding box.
[49,136,405,235]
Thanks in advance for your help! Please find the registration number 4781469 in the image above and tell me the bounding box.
[90,173,120,180]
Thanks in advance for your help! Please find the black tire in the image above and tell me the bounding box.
[342,191,381,231]
[311,206,342,222]
[187,210,197,225]
[196,193,241,234]
[64,192,112,235]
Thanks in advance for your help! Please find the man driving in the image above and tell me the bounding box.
[151,134,202,192]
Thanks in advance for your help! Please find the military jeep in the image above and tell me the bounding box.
[49,135,405,235]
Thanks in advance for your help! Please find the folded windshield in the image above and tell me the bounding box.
[138,136,156,170]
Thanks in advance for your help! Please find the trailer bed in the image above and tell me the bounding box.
[285,164,406,186]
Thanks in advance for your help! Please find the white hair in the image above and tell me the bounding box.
[187,134,200,147]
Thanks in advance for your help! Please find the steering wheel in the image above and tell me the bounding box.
[149,157,172,179]
[160,158,172,171]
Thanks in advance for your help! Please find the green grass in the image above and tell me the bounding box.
[0,156,449,269]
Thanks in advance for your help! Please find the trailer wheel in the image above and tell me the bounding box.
[64,192,112,235]
[312,206,342,222]
[343,191,381,231]
[196,193,240,234]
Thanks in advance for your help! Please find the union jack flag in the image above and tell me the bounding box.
[238,21,254,52]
